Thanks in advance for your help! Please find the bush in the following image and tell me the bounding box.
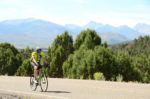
[94,46,117,80]
[62,54,73,78]
[0,43,22,75]
[116,74,123,82]
[15,59,33,76]
[94,72,105,80]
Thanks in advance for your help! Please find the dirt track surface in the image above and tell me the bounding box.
[0,76,150,99]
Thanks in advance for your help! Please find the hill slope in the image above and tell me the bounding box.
[111,36,150,55]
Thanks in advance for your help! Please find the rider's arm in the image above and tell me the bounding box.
[41,52,48,64]
[32,57,39,66]
[43,57,48,64]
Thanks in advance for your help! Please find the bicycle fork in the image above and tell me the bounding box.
[37,73,43,84]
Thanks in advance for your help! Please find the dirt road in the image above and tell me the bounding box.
[0,76,150,99]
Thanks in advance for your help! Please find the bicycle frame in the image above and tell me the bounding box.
[37,72,44,84]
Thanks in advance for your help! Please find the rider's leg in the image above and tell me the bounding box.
[34,66,38,77]
[33,66,38,83]
[39,69,42,75]
[38,64,42,76]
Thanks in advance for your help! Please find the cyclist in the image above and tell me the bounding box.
[30,47,48,83]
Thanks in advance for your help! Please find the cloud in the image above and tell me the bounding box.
[0,0,150,27]
[20,8,80,25]
[1,7,150,27]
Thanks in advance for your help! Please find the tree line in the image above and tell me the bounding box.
[0,29,150,83]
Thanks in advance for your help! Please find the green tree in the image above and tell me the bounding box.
[74,29,101,50]
[103,41,108,48]
[111,36,150,83]
[71,49,95,79]
[63,46,117,80]
[19,46,34,61]
[116,51,138,81]
[94,46,117,80]
[0,43,21,75]
[48,31,73,77]
[62,54,73,78]
[15,46,34,76]
[15,59,32,76]
[112,36,150,56]
[132,54,150,83]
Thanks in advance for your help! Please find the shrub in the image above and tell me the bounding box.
[15,59,33,76]
[0,43,22,75]
[94,72,105,80]
[116,74,123,82]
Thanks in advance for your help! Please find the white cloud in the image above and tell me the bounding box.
[0,0,150,27]
[0,6,86,26]
[1,7,150,28]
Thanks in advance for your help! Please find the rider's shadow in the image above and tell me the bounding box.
[46,91,71,94]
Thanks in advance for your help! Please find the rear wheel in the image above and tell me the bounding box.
[40,73,48,92]
[30,74,37,91]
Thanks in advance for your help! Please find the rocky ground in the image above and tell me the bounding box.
[0,93,25,99]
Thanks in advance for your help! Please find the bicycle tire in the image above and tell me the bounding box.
[30,74,37,91]
[40,73,48,92]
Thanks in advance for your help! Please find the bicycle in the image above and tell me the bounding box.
[30,66,48,92]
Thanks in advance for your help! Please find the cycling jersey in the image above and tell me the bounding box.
[31,52,45,63]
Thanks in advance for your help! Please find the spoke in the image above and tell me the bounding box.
[40,75,48,92]
[30,75,37,91]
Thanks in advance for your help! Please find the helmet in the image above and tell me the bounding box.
[36,47,42,52]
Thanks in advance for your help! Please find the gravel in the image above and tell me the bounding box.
[0,93,31,99]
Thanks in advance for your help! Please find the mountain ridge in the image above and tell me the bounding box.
[0,18,149,48]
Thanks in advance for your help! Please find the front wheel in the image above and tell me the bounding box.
[40,73,48,92]
[30,74,37,91]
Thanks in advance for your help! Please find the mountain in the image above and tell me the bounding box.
[0,18,148,48]
[134,23,150,34]
[0,18,65,35]
[83,22,140,39]
[65,24,81,34]
[83,21,103,30]
[0,18,66,48]
[98,32,129,44]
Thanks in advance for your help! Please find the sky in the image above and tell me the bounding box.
[0,0,150,27]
